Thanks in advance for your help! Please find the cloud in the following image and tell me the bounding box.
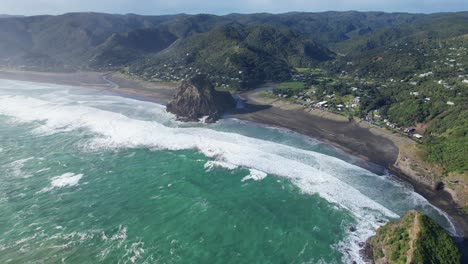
[0,0,467,15]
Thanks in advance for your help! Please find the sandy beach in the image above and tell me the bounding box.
[231,87,468,257]
[0,69,466,256]
[0,70,177,104]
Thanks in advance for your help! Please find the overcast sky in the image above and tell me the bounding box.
[1,0,467,16]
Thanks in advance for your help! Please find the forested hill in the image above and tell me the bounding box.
[114,23,335,87]
[0,11,466,85]
[0,11,467,193]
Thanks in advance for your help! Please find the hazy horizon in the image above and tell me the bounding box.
[1,0,467,16]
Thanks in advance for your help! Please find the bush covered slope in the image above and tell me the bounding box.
[369,211,460,264]
[124,24,334,87]
[0,11,466,179]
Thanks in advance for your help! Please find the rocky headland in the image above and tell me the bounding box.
[365,210,460,264]
[166,74,236,122]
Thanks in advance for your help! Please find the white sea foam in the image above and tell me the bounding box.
[241,169,268,182]
[0,80,459,263]
[3,157,34,178]
[50,173,83,188]
[35,168,51,173]
[204,160,238,171]
[38,173,83,193]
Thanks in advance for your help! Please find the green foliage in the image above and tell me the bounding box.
[413,214,461,264]
[277,81,306,90]
[371,211,460,264]
[327,33,468,174]
[424,107,468,174]
[90,27,178,68]
[0,11,466,174]
[126,23,333,87]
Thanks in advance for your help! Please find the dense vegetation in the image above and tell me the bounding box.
[325,32,468,175]
[369,211,460,264]
[413,213,461,263]
[125,24,333,88]
[0,11,467,175]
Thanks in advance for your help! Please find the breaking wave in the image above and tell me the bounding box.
[0,79,459,263]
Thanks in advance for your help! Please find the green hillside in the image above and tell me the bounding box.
[369,211,460,264]
[0,11,466,177]
[124,24,333,88]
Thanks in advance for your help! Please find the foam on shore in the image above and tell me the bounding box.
[0,79,459,263]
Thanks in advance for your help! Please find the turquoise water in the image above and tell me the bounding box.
[0,79,458,263]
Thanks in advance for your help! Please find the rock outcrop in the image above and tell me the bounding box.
[366,210,460,264]
[166,74,236,122]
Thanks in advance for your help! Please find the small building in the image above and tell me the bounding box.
[447,101,455,105]
[413,134,423,139]
[419,72,433,78]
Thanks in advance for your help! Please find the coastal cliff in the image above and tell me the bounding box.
[392,144,468,213]
[366,210,460,264]
[166,74,236,122]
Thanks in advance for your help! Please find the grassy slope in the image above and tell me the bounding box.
[370,211,460,264]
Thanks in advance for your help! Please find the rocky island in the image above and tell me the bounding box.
[166,74,236,122]
[366,210,461,264]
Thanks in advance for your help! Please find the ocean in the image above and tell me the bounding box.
[0,79,458,263]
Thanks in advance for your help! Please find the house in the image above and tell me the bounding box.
[419,72,433,78]
[317,101,328,106]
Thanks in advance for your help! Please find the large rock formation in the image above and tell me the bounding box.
[166,74,236,122]
[365,210,460,264]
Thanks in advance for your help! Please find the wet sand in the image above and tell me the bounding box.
[0,70,177,104]
[0,69,466,258]
[231,88,468,259]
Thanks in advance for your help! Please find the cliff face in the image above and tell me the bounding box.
[393,143,468,214]
[166,74,236,122]
[367,210,460,264]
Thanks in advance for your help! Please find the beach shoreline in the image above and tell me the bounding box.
[0,69,466,255]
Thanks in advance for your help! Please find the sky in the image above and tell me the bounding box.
[1,0,467,16]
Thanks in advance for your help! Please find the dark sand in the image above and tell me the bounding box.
[231,88,468,260]
[0,70,466,259]
[0,70,177,104]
